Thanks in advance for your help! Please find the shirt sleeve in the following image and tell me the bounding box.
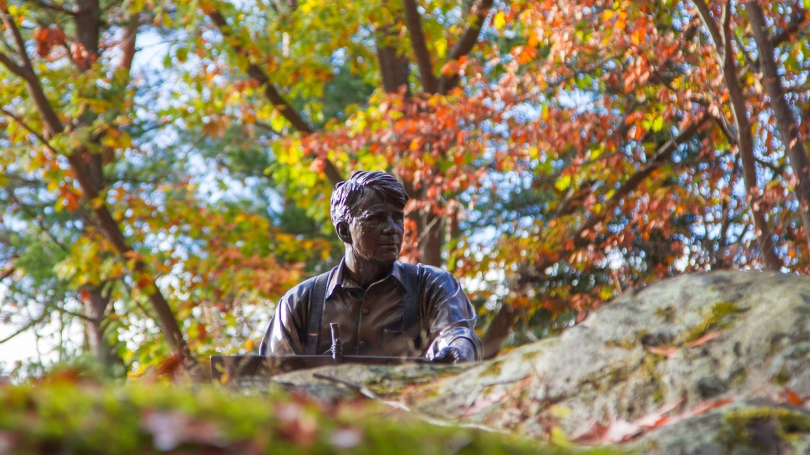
[260,284,309,356]
[420,266,484,361]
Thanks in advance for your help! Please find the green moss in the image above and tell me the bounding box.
[0,377,631,455]
[579,365,634,395]
[364,365,467,396]
[654,306,676,323]
[727,367,747,388]
[773,367,790,385]
[686,302,742,342]
[641,355,665,404]
[605,339,636,350]
[478,359,504,379]
[723,406,810,447]
[521,350,542,363]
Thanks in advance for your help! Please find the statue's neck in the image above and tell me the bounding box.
[343,249,394,289]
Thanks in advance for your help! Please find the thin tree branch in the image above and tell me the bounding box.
[205,6,343,186]
[438,0,494,94]
[0,107,59,153]
[694,0,782,270]
[207,8,311,134]
[754,156,786,177]
[25,0,77,16]
[402,0,437,93]
[772,7,807,47]
[694,0,725,63]
[8,190,70,251]
[747,0,810,250]
[1,5,34,70]
[0,313,46,344]
[0,50,31,78]
[0,266,14,282]
[117,17,139,74]
[577,116,708,237]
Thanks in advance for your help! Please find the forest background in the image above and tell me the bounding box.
[0,0,808,378]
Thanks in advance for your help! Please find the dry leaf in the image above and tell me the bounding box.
[463,389,507,417]
[686,331,721,348]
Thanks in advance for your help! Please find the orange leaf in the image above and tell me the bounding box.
[686,331,721,348]
[785,389,803,406]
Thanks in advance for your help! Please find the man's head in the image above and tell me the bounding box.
[330,171,409,264]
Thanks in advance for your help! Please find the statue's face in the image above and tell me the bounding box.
[347,188,405,264]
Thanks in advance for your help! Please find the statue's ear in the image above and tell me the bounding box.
[336,221,352,244]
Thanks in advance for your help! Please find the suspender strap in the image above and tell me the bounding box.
[401,263,420,332]
[305,272,330,355]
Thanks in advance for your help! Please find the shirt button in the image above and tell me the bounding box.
[361,307,369,315]
[358,341,366,347]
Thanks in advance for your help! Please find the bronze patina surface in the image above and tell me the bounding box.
[259,171,482,363]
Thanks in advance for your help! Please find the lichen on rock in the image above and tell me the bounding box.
[263,271,810,452]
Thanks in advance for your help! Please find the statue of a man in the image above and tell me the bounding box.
[259,171,482,363]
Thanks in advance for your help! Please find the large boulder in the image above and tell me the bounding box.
[269,271,810,453]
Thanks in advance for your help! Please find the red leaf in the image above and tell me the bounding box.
[34,27,67,58]
[785,389,804,406]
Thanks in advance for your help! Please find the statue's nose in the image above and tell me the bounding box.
[382,216,400,234]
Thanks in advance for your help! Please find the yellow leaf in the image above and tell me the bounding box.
[554,174,571,191]
[493,11,506,30]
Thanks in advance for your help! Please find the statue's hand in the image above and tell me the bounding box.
[432,338,477,363]
[432,345,465,363]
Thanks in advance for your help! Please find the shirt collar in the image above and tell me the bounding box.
[326,259,406,297]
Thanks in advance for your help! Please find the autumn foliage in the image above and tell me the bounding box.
[0,0,809,373]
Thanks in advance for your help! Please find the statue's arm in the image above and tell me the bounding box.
[260,286,309,356]
[421,268,483,362]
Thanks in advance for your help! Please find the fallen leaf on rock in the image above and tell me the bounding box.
[571,397,684,444]
[686,331,721,348]
[683,396,735,417]
[463,389,507,417]
[569,419,608,444]
[785,389,803,406]
[779,388,810,408]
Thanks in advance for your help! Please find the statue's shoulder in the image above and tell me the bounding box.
[280,270,331,307]
[400,262,460,283]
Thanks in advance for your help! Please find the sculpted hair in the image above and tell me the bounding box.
[330,171,409,228]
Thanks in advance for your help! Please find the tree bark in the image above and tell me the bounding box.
[746,0,810,251]
[437,0,494,94]
[84,286,124,373]
[376,40,411,95]
[402,0,437,93]
[0,4,203,377]
[694,0,782,271]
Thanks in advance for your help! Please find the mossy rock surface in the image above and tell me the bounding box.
[268,271,810,451]
[0,378,620,455]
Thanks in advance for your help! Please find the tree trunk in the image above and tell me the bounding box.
[376,40,410,95]
[83,286,124,374]
[694,0,782,271]
[746,0,810,251]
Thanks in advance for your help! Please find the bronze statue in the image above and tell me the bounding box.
[259,171,482,363]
